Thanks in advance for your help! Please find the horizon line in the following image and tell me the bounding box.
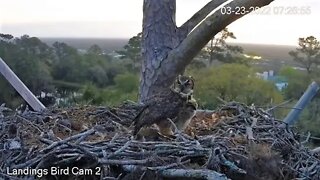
[4,34,296,47]
[36,37,296,46]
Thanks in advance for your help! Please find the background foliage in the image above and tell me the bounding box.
[1,33,320,143]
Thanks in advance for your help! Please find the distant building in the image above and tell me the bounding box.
[269,70,274,77]
[262,71,268,80]
[256,70,288,91]
[107,51,124,59]
[267,75,288,91]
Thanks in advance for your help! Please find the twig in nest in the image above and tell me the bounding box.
[56,122,72,133]
[40,128,96,153]
[99,159,149,165]
[266,99,293,112]
[246,126,254,140]
[148,159,190,170]
[311,147,320,154]
[16,115,43,133]
[216,97,228,104]
[301,132,311,144]
[0,172,21,180]
[13,156,42,169]
[166,118,179,135]
[158,169,228,180]
[138,170,147,180]
[107,140,132,158]
[102,177,118,180]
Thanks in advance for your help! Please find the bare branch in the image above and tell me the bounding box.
[179,0,228,36]
[165,0,275,76]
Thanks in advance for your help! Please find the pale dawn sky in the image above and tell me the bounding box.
[0,0,319,45]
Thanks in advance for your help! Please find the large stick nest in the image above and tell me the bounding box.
[0,101,319,180]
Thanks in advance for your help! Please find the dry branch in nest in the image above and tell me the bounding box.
[0,101,319,180]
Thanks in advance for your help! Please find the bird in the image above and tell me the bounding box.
[133,75,198,138]
[171,75,195,99]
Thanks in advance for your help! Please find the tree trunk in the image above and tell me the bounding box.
[140,0,180,102]
[139,0,275,102]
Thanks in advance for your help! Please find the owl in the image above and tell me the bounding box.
[133,75,198,138]
[172,75,195,98]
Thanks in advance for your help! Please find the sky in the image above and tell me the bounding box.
[0,0,319,45]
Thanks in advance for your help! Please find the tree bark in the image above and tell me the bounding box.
[140,0,275,102]
[140,0,179,102]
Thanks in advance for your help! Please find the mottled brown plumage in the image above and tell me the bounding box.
[133,75,197,137]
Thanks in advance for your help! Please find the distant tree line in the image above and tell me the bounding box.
[0,34,139,107]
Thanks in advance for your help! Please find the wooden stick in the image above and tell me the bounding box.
[0,57,46,112]
[246,126,255,140]
[158,169,228,180]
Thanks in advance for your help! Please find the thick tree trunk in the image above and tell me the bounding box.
[139,0,275,102]
[140,0,180,102]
